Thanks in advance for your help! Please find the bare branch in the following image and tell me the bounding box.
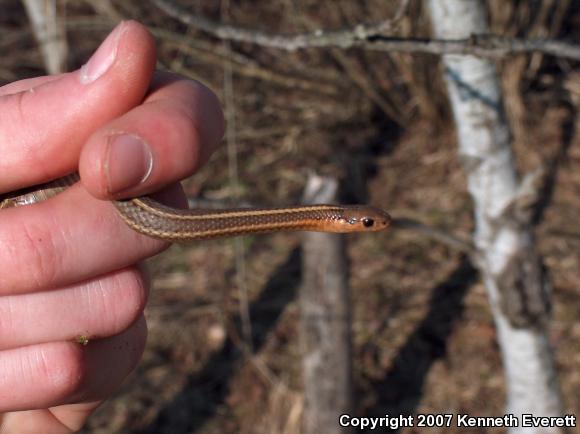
[152,0,580,61]
[22,0,68,74]
[392,217,478,259]
[366,34,580,61]
[153,28,341,95]
[152,0,410,49]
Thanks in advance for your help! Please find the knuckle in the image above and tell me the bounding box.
[4,90,28,130]
[1,92,46,167]
[38,342,86,400]
[198,83,225,143]
[16,219,63,291]
[0,218,64,292]
[178,109,204,169]
[158,103,204,172]
[97,268,148,334]
[0,298,16,345]
[183,80,225,146]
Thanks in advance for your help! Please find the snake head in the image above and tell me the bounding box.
[339,206,391,232]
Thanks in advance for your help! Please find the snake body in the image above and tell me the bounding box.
[1,174,391,241]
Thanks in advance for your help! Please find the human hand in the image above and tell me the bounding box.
[0,21,224,433]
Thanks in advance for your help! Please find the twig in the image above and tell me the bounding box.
[392,217,479,260]
[365,34,580,60]
[51,19,342,95]
[330,49,407,126]
[152,0,410,49]
[152,0,580,61]
[222,0,253,354]
[22,0,68,74]
[156,29,341,95]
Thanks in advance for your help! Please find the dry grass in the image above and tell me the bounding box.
[1,0,579,433]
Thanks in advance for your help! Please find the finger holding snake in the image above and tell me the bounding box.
[0,30,224,295]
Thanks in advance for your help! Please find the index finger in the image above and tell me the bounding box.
[79,72,225,200]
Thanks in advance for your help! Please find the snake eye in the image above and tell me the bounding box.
[362,218,374,228]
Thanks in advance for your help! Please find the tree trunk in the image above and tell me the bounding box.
[428,1,564,432]
[300,175,353,434]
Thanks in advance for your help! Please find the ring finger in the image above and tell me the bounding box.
[0,265,149,350]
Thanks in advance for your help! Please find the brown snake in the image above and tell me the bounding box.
[0,173,391,241]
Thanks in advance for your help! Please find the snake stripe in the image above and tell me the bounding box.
[2,173,391,242]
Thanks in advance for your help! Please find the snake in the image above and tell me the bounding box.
[0,173,391,241]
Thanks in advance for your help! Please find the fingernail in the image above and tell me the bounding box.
[105,134,153,195]
[80,22,126,84]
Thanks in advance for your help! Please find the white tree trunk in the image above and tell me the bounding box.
[428,1,564,432]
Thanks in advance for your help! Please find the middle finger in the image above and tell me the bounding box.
[0,265,148,350]
[0,183,168,295]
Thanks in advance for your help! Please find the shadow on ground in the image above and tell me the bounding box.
[137,252,477,434]
[136,247,302,434]
[362,256,478,432]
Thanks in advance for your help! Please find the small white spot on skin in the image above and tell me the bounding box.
[28,87,35,94]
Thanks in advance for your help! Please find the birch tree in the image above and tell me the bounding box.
[428,1,564,431]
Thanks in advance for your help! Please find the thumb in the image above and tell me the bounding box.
[0,20,156,192]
